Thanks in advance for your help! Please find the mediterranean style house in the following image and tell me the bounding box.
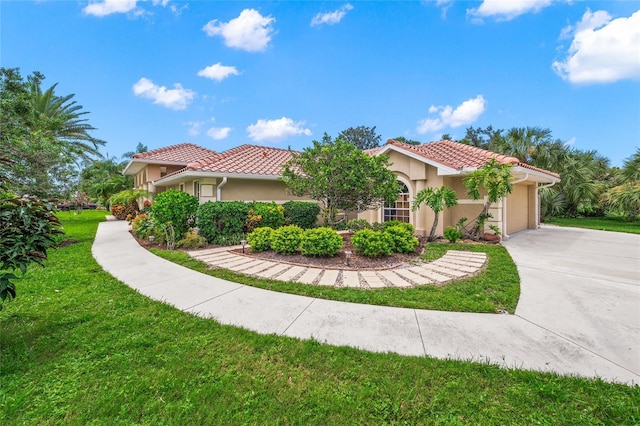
[122,139,560,239]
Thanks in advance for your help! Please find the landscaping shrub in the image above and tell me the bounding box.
[384,225,419,253]
[351,229,393,257]
[151,190,198,237]
[283,201,320,229]
[271,225,304,255]
[300,227,343,257]
[443,226,462,243]
[383,220,415,234]
[176,229,207,249]
[346,218,371,233]
[247,227,274,252]
[251,202,285,229]
[197,201,250,245]
[110,203,137,221]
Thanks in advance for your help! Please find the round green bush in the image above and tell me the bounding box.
[271,225,304,255]
[384,225,419,254]
[151,190,199,237]
[346,218,371,233]
[383,220,415,234]
[351,229,393,257]
[247,227,274,252]
[300,227,343,257]
[444,226,462,243]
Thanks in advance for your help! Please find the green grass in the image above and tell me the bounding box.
[1,211,638,424]
[153,242,519,314]
[545,216,640,234]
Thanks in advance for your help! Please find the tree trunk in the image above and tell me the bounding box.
[428,212,439,242]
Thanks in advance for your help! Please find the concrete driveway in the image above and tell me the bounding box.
[503,225,640,380]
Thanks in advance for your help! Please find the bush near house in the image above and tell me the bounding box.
[384,225,419,254]
[352,229,393,257]
[283,201,320,229]
[247,227,274,252]
[271,225,304,255]
[246,202,285,232]
[151,190,198,237]
[197,201,250,245]
[300,227,343,257]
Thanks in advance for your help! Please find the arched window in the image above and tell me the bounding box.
[383,182,410,223]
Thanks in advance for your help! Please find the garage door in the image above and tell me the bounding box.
[507,185,529,234]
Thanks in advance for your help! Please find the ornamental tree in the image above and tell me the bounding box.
[463,159,514,237]
[412,186,458,242]
[282,133,400,227]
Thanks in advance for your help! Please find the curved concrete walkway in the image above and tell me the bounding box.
[92,221,640,385]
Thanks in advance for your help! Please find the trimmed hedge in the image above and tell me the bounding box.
[246,202,285,231]
[283,201,320,229]
[300,227,343,257]
[351,229,393,257]
[271,225,304,255]
[151,190,198,237]
[384,225,419,254]
[197,201,250,245]
[247,227,274,252]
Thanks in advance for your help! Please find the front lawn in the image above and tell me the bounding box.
[545,216,640,234]
[1,211,638,424]
[154,242,519,314]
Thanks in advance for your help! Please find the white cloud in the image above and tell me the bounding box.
[552,9,640,84]
[417,95,486,134]
[186,121,203,136]
[132,77,195,110]
[246,117,312,142]
[197,63,240,82]
[203,9,275,52]
[83,0,138,16]
[311,4,353,26]
[207,127,232,140]
[467,0,553,21]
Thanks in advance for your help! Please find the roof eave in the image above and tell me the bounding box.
[153,170,282,186]
[374,144,461,176]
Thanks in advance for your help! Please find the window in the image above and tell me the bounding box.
[194,181,200,199]
[160,166,167,177]
[179,183,184,192]
[383,182,410,223]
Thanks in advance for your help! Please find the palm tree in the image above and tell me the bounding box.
[494,126,552,164]
[412,186,458,241]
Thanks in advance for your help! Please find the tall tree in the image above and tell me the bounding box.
[338,125,382,150]
[412,186,458,241]
[121,142,148,159]
[393,136,421,146]
[460,125,503,150]
[0,68,105,197]
[493,126,552,164]
[282,133,400,227]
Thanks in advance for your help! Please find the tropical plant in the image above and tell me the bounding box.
[282,133,400,227]
[247,227,274,252]
[346,218,372,233]
[602,183,640,221]
[443,226,462,243]
[176,230,207,249]
[412,186,458,241]
[384,225,419,253]
[196,201,250,244]
[463,159,513,238]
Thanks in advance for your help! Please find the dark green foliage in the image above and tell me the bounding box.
[444,226,463,243]
[247,227,274,252]
[271,225,304,255]
[300,227,343,257]
[382,220,415,234]
[282,134,400,227]
[151,190,199,237]
[351,229,393,257]
[338,125,382,150]
[283,201,320,229]
[0,194,63,309]
[197,201,250,244]
[384,225,419,254]
[346,218,372,233]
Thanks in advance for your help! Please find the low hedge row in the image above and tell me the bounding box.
[247,226,343,257]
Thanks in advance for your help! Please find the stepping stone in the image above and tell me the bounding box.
[193,252,237,263]
[277,266,306,282]
[408,267,450,284]
[377,270,414,288]
[317,269,339,286]
[360,271,386,289]
[214,257,256,269]
[254,263,291,279]
[298,268,323,284]
[426,264,468,278]
[394,268,430,285]
[242,261,275,275]
[342,271,361,288]
[227,260,267,272]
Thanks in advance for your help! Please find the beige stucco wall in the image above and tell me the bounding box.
[507,184,533,234]
[220,179,309,203]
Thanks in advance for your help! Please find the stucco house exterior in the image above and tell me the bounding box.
[123,139,559,238]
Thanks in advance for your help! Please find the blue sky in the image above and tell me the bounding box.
[2,0,639,166]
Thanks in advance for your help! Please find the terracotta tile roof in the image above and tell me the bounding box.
[179,144,297,176]
[383,139,560,179]
[132,143,217,163]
